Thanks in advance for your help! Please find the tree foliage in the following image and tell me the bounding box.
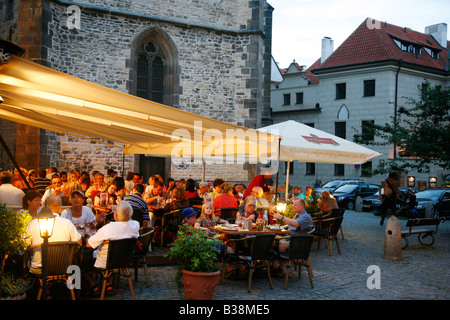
[354,81,450,174]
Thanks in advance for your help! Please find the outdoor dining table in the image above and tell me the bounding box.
[208,224,293,236]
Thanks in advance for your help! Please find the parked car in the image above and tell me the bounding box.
[315,179,366,197]
[362,188,418,216]
[331,183,380,210]
[415,188,450,217]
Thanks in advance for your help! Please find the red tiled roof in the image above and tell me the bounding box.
[313,18,449,73]
[304,58,321,84]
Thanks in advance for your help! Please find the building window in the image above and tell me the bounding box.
[361,120,375,142]
[336,83,346,100]
[335,122,346,139]
[296,92,304,104]
[136,43,164,104]
[334,164,345,176]
[283,94,291,105]
[131,28,178,107]
[363,80,375,97]
[306,163,315,176]
[337,105,349,120]
[421,83,429,99]
[361,161,372,177]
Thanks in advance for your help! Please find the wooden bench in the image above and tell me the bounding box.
[401,217,445,249]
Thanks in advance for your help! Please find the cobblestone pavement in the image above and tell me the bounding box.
[105,210,450,301]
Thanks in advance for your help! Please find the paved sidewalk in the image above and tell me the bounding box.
[106,210,450,301]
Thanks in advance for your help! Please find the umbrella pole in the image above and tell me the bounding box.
[285,161,290,202]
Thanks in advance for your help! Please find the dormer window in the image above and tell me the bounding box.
[392,37,423,57]
[423,47,440,60]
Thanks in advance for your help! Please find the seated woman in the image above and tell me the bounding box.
[319,191,339,216]
[19,190,42,218]
[236,197,258,225]
[195,203,228,235]
[93,181,119,221]
[61,190,103,228]
[164,187,189,211]
[184,178,199,199]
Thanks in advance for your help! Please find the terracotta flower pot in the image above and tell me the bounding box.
[181,269,220,300]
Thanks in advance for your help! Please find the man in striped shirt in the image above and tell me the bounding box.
[124,183,150,227]
[33,169,51,195]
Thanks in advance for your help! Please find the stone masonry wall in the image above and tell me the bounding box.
[31,0,267,180]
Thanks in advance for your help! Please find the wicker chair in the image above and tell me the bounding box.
[276,234,314,289]
[28,241,81,300]
[94,238,138,300]
[132,228,155,286]
[225,234,275,292]
[314,217,344,256]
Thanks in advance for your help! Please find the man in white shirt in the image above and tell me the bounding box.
[87,200,139,269]
[41,176,65,206]
[26,196,81,270]
[0,171,25,207]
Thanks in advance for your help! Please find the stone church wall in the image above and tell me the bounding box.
[1,0,271,182]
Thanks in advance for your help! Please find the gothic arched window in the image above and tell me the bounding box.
[130,28,179,107]
[136,42,164,104]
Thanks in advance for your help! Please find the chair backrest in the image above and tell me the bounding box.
[131,206,144,226]
[138,229,155,254]
[288,235,314,260]
[45,241,80,275]
[105,238,138,269]
[163,209,183,230]
[220,208,239,223]
[331,208,345,218]
[248,234,275,260]
[188,198,204,206]
[329,217,344,235]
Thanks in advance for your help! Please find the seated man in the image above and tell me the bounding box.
[26,195,81,272]
[41,176,65,206]
[86,201,140,269]
[123,184,150,227]
[85,173,107,199]
[297,186,313,203]
[144,180,170,207]
[0,171,25,207]
[273,197,314,252]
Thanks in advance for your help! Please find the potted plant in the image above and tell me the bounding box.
[0,202,33,299]
[166,224,223,300]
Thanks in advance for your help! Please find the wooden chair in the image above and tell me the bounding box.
[331,208,345,239]
[277,235,314,289]
[161,209,183,247]
[314,217,344,256]
[28,241,81,300]
[225,234,275,292]
[94,238,137,300]
[132,228,155,286]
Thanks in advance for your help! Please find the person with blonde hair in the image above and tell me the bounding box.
[195,203,228,234]
[319,190,338,215]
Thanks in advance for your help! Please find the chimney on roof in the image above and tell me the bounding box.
[321,37,334,63]
[425,23,447,49]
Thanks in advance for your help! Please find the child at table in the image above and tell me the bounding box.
[195,203,229,235]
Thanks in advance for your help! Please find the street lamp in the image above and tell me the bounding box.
[36,206,55,300]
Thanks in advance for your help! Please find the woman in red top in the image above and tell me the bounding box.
[213,182,238,215]
[184,178,199,199]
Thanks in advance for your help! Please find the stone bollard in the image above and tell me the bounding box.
[355,196,362,212]
[383,216,404,261]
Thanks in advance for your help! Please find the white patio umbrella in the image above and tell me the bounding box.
[257,120,383,201]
